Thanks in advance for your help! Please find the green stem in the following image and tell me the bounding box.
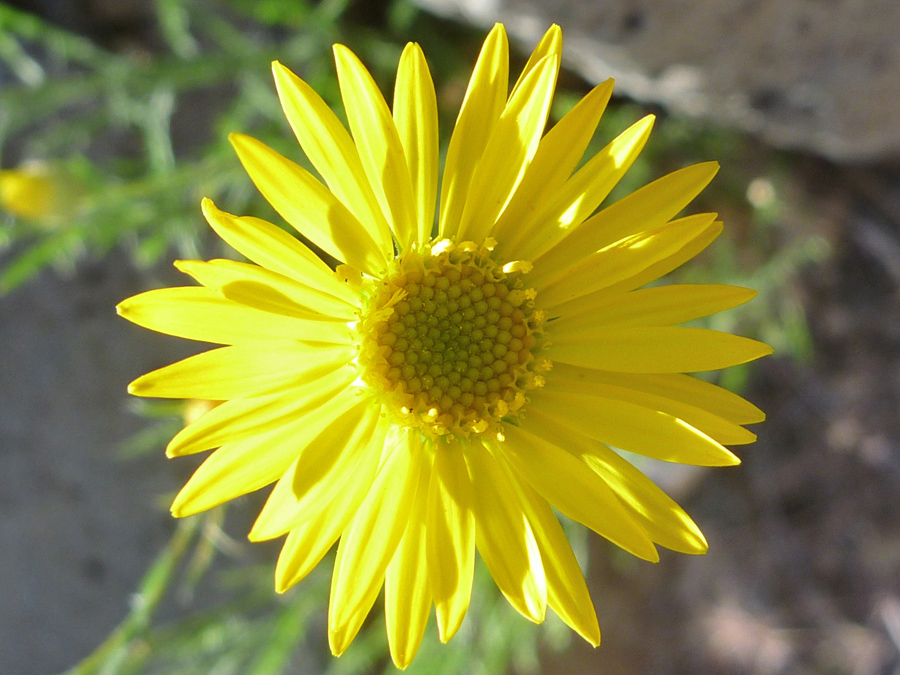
[61,517,201,675]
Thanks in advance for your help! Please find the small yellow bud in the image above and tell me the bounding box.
[0,162,82,226]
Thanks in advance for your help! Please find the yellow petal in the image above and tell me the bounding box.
[498,427,658,561]
[501,460,601,645]
[582,446,708,555]
[230,132,389,275]
[439,24,508,238]
[527,391,740,466]
[501,115,654,262]
[385,455,432,669]
[564,370,765,425]
[509,24,561,98]
[393,42,439,245]
[426,439,476,642]
[589,220,724,302]
[329,429,422,656]
[551,284,757,331]
[201,198,359,306]
[548,325,774,374]
[116,286,353,345]
[456,53,560,243]
[548,362,757,445]
[128,340,354,400]
[249,396,382,541]
[521,411,709,554]
[170,385,360,516]
[334,44,417,250]
[274,422,388,592]
[175,259,356,320]
[271,61,392,254]
[464,443,547,623]
[492,79,614,257]
[535,161,720,274]
[533,213,718,306]
[167,366,356,456]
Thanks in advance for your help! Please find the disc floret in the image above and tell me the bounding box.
[358,238,547,439]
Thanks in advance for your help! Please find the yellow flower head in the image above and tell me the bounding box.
[118,24,771,668]
[0,162,76,224]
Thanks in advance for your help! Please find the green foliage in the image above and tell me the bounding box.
[0,0,440,292]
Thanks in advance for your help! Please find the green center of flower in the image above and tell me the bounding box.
[358,239,548,439]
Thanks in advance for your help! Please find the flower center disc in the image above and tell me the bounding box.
[359,239,546,439]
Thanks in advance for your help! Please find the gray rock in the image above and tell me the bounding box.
[415,0,900,162]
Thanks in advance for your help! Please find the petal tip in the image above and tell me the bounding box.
[581,623,602,647]
[703,160,721,176]
[228,132,250,150]
[390,652,413,671]
[721,450,742,467]
[125,378,143,396]
[435,611,466,643]
[328,628,352,658]
[332,43,352,61]
[271,60,295,88]
[165,437,185,458]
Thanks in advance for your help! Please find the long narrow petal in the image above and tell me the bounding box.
[526,391,741,466]
[551,369,766,425]
[520,411,709,554]
[175,259,356,320]
[551,284,756,332]
[335,44,417,249]
[230,133,389,275]
[509,24,561,98]
[500,115,654,262]
[456,53,560,243]
[500,460,601,645]
[166,366,356,456]
[274,421,388,593]
[128,341,355,400]
[426,439,476,642]
[439,24,508,238]
[271,61,392,253]
[116,287,353,345]
[548,325,773,374]
[464,443,547,623]
[393,42,439,246]
[249,396,382,541]
[170,386,360,515]
[535,161,720,274]
[329,429,422,656]
[533,214,718,305]
[582,444,709,555]
[548,362,757,445]
[492,79,614,255]
[498,427,658,561]
[201,199,359,306]
[385,456,433,669]
[587,221,724,302]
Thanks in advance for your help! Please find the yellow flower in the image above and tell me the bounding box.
[118,24,771,668]
[0,162,76,225]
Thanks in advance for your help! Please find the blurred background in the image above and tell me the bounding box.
[1,0,898,673]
